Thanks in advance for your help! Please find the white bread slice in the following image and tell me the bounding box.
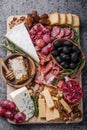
[59,13,67,25]
[66,13,73,25]
[49,12,60,25]
[72,14,80,27]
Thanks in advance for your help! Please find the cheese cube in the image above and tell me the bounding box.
[43,88,54,109]
[38,98,46,118]
[10,87,35,120]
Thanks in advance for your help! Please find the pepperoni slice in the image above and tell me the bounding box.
[64,27,71,36]
[56,28,65,38]
[51,26,61,38]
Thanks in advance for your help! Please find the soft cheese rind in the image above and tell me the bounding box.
[5,23,39,63]
[10,87,35,120]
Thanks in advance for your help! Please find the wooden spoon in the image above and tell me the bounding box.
[0,57,14,80]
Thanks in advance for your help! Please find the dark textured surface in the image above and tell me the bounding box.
[0,0,87,130]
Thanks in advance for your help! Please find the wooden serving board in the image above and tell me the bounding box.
[7,15,83,124]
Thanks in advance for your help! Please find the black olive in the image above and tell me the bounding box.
[56,56,62,63]
[69,62,76,69]
[72,45,81,54]
[53,41,62,48]
[60,53,70,61]
[71,52,78,62]
[60,61,69,69]
[62,46,70,54]
[57,47,62,53]
[51,50,58,57]
[63,41,72,47]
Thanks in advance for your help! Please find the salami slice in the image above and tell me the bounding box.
[70,30,74,39]
[64,30,74,39]
[64,27,71,36]
[51,26,61,38]
[56,28,65,38]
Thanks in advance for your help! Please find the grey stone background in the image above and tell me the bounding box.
[0,0,87,130]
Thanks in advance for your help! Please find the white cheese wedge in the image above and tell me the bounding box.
[43,87,54,109]
[10,87,35,120]
[38,98,46,118]
[5,23,39,63]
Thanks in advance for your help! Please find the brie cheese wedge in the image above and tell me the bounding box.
[5,23,39,63]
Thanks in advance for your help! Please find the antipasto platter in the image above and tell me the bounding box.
[0,11,85,124]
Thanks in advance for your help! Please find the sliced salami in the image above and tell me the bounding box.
[64,27,71,36]
[70,30,74,39]
[56,28,65,38]
[51,26,61,38]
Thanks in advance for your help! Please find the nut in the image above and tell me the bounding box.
[40,13,48,19]
[39,19,50,25]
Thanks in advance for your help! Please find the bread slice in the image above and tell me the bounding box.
[49,12,60,25]
[72,14,80,27]
[59,13,67,25]
[66,13,73,25]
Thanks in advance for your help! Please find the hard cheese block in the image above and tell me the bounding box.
[10,87,35,120]
[5,23,39,63]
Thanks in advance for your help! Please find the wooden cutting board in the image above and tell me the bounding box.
[7,15,83,124]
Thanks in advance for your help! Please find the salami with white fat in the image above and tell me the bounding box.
[51,26,61,38]
[56,28,65,38]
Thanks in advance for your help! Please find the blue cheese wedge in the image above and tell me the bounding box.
[5,23,39,63]
[10,87,35,120]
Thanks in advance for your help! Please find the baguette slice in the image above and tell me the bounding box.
[66,13,73,25]
[49,12,60,25]
[72,14,80,27]
[59,13,67,25]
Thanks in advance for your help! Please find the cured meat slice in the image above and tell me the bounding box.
[51,26,61,38]
[70,30,74,39]
[64,27,71,36]
[56,28,65,38]
[43,61,53,74]
[37,52,51,65]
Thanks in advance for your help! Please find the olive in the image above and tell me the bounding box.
[62,46,70,54]
[71,52,78,62]
[51,50,58,57]
[60,53,70,60]
[63,41,72,47]
[57,47,62,52]
[54,41,62,48]
[56,56,62,63]
[69,62,76,69]
[72,46,81,54]
[60,61,69,69]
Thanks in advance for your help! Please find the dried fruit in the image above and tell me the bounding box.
[61,80,82,104]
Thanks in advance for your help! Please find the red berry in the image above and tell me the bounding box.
[5,111,14,119]
[14,112,26,124]
[0,106,6,116]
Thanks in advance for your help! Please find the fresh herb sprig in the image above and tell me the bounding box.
[31,94,39,117]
